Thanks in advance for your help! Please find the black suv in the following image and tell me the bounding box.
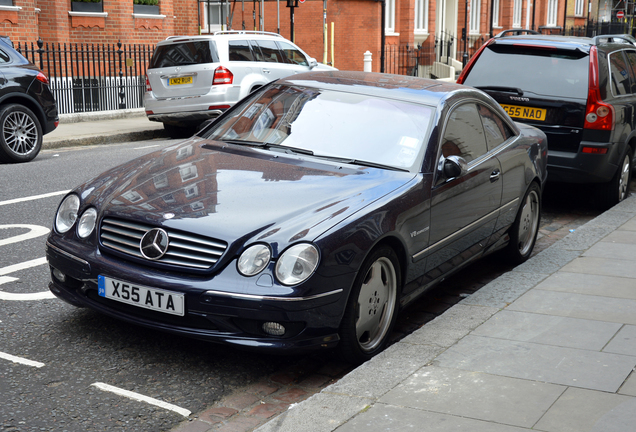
[457,34,636,208]
[0,36,58,163]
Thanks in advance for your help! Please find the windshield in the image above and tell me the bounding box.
[204,85,434,171]
[463,44,589,99]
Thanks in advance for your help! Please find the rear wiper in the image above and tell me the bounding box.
[475,86,524,96]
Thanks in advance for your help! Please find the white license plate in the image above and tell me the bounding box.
[98,275,185,316]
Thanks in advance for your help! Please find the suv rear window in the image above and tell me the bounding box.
[150,41,219,68]
[463,44,589,99]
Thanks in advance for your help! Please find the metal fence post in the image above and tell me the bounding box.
[117,40,125,109]
[36,37,44,70]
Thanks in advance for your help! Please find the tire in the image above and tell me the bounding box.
[505,182,541,265]
[596,148,632,210]
[0,104,43,163]
[163,123,192,139]
[338,246,401,364]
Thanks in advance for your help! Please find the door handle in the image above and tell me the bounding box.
[262,69,270,74]
[490,170,501,182]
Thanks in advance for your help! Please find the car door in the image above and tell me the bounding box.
[425,102,503,274]
[252,39,290,81]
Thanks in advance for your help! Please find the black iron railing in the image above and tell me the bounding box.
[16,39,154,114]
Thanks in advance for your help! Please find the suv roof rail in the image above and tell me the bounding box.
[213,30,283,38]
[593,34,635,45]
[494,29,540,38]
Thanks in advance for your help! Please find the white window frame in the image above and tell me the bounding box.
[492,0,500,27]
[513,0,522,28]
[414,0,428,34]
[385,0,396,34]
[469,0,481,34]
[547,0,559,26]
[574,0,584,16]
[200,0,230,33]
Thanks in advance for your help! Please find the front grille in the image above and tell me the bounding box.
[100,217,227,270]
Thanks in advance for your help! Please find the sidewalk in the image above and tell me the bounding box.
[43,109,168,149]
[249,196,636,432]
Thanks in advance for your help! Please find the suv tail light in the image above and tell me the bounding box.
[584,46,614,131]
[146,75,152,92]
[213,66,233,85]
[35,71,49,85]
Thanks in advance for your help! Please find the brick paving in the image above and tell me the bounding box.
[172,182,627,432]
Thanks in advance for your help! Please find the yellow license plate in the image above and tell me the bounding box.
[168,76,193,86]
[501,104,547,121]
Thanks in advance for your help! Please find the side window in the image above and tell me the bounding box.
[277,41,309,66]
[441,103,488,164]
[228,40,254,62]
[255,40,284,63]
[609,51,632,96]
[248,40,265,62]
[0,49,9,63]
[477,104,513,150]
[624,50,636,93]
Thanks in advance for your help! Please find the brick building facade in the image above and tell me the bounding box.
[0,0,605,73]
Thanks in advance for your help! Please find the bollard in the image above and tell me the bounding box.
[363,51,372,72]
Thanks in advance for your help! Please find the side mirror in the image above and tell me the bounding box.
[308,58,318,69]
[443,155,467,179]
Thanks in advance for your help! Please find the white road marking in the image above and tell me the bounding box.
[133,144,160,150]
[0,351,45,368]
[91,383,192,417]
[0,257,55,300]
[0,190,70,207]
[0,224,50,247]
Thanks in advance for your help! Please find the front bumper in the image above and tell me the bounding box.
[46,240,347,353]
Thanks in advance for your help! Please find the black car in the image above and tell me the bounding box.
[0,36,58,163]
[46,71,547,363]
[457,34,636,208]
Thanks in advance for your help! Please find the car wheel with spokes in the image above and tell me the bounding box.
[505,182,541,265]
[597,148,632,210]
[0,104,43,163]
[339,246,401,364]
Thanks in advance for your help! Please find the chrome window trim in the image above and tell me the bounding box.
[46,241,89,266]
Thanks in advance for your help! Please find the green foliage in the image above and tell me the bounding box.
[134,0,159,5]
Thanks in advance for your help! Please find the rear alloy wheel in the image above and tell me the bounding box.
[339,246,400,364]
[505,182,541,265]
[0,104,43,163]
[597,148,632,210]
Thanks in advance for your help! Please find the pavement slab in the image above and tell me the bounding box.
[434,335,636,392]
[603,325,636,356]
[534,387,636,432]
[532,272,636,299]
[619,372,636,396]
[378,366,565,428]
[560,255,636,279]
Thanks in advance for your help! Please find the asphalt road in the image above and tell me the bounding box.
[0,139,610,431]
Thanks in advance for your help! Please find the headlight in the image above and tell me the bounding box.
[275,243,319,286]
[237,244,271,276]
[55,194,80,234]
[77,207,97,239]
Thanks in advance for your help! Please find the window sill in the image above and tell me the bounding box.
[132,13,166,19]
[0,6,21,11]
[385,32,400,37]
[68,11,108,17]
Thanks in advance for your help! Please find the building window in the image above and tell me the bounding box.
[470,0,481,34]
[415,0,428,33]
[547,0,558,26]
[385,0,396,33]
[200,0,230,33]
[492,0,500,26]
[513,0,522,28]
[574,0,584,16]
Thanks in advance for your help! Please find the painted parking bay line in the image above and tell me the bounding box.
[0,190,70,207]
[0,257,55,300]
[0,351,45,368]
[91,383,191,417]
[0,224,50,247]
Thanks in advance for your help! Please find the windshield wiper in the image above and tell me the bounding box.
[309,155,410,172]
[475,86,524,96]
[219,139,314,156]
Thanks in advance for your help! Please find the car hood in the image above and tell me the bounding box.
[82,139,415,253]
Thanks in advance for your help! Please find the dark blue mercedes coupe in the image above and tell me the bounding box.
[46,71,547,363]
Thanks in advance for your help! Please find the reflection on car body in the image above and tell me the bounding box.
[47,71,547,363]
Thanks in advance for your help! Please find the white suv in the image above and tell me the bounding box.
[144,31,336,136]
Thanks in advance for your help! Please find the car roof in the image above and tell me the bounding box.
[158,31,286,46]
[276,70,490,106]
[488,33,636,54]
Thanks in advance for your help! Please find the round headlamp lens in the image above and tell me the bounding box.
[275,243,319,286]
[77,207,97,238]
[55,194,80,234]
[237,244,271,276]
